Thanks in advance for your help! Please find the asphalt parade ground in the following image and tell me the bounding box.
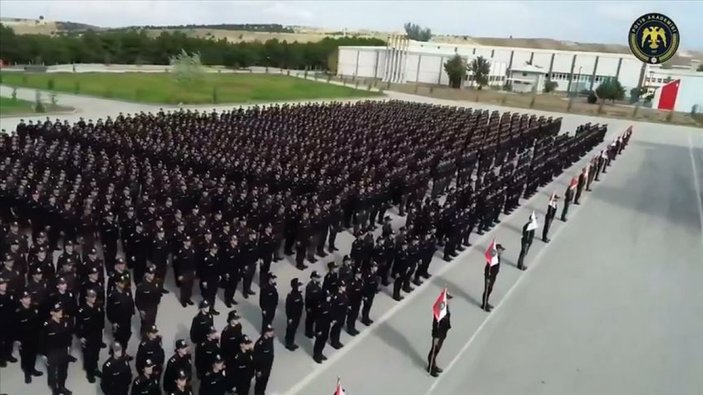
[1,88,701,395]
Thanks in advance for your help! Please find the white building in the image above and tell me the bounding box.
[337,39,681,94]
[507,64,548,93]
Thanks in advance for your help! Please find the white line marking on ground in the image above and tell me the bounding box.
[687,133,703,245]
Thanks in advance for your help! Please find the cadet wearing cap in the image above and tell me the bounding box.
[254,324,275,395]
[231,337,255,395]
[163,340,192,394]
[107,275,135,353]
[131,358,160,395]
[174,236,197,307]
[136,325,165,377]
[26,265,50,315]
[285,278,304,351]
[304,271,323,339]
[101,342,132,395]
[313,290,333,364]
[195,326,220,379]
[190,300,214,345]
[0,277,15,367]
[481,243,506,312]
[15,290,44,383]
[135,265,162,336]
[200,354,228,395]
[198,243,221,316]
[361,262,380,326]
[259,273,278,333]
[221,310,244,362]
[323,261,339,294]
[41,303,73,395]
[169,370,194,395]
[329,280,348,349]
[76,288,105,383]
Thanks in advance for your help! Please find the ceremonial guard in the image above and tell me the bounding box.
[543,193,558,243]
[481,242,505,312]
[304,271,323,339]
[259,273,278,332]
[517,212,537,271]
[285,278,304,351]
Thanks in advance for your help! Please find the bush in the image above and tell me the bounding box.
[544,80,558,93]
[47,78,55,90]
[587,91,598,104]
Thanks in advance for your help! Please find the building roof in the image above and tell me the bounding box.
[509,64,547,73]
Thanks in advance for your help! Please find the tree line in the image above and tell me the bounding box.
[111,24,296,33]
[0,25,384,70]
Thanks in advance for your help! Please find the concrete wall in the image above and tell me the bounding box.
[675,75,703,112]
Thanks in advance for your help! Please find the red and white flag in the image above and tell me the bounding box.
[485,239,499,266]
[334,377,345,395]
[526,210,539,231]
[569,177,578,190]
[433,288,448,321]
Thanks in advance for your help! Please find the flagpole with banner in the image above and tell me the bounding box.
[429,288,448,373]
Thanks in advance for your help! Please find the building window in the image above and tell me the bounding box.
[522,72,528,77]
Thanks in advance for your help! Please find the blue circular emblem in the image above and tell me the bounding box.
[629,13,680,64]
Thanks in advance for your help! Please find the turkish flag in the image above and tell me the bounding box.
[334,377,345,395]
[485,239,499,266]
[569,177,578,190]
[433,288,448,321]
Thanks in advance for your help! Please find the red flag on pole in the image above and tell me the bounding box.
[432,288,448,321]
[335,377,345,395]
[485,239,499,266]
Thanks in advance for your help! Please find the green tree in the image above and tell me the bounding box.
[629,87,644,103]
[544,79,558,93]
[595,79,625,102]
[404,22,432,41]
[169,49,205,86]
[698,64,703,72]
[443,54,466,89]
[468,56,490,90]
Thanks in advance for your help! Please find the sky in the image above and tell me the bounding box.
[1,0,702,50]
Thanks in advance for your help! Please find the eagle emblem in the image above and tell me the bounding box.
[629,13,679,64]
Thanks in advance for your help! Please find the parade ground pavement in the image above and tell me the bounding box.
[1,88,702,395]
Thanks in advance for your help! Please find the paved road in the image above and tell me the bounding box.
[0,89,701,395]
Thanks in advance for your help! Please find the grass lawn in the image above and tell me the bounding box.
[0,72,380,104]
[0,96,72,117]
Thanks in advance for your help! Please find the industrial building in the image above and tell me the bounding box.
[337,38,702,107]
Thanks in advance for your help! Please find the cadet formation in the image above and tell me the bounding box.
[0,100,633,395]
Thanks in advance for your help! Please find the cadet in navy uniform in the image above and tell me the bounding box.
[199,354,227,395]
[254,324,275,395]
[346,270,364,336]
[329,280,348,349]
[304,271,323,339]
[107,276,135,353]
[195,326,220,379]
[198,243,221,315]
[16,290,44,383]
[481,244,505,312]
[135,265,162,336]
[163,340,192,394]
[313,291,333,363]
[0,277,16,367]
[517,216,536,271]
[174,237,196,307]
[76,288,104,383]
[361,263,380,326]
[169,370,194,395]
[231,337,255,395]
[101,342,132,395]
[427,307,451,377]
[259,273,278,333]
[42,303,73,395]
[285,278,304,351]
[130,358,160,395]
[136,325,165,378]
[542,193,559,243]
[190,300,214,345]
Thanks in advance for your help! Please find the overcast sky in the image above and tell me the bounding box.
[2,0,702,50]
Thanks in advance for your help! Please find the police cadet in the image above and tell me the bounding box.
[222,235,242,308]
[41,303,73,395]
[81,264,105,307]
[304,271,323,339]
[136,265,162,335]
[313,291,333,364]
[175,236,196,307]
[198,243,221,315]
[0,277,15,367]
[329,280,348,349]
[108,258,132,296]
[195,326,221,379]
[259,273,278,333]
[163,340,192,394]
[361,262,380,326]
[101,342,132,395]
[574,167,588,205]
[346,270,364,336]
[240,231,259,299]
[542,193,559,243]
[169,370,194,395]
[481,244,505,312]
[76,288,104,383]
[190,300,214,345]
[517,215,536,271]
[561,177,577,222]
[284,277,304,351]
[2,253,23,296]
[16,290,44,383]
[200,354,227,395]
[258,223,276,284]
[136,325,165,379]
[131,359,160,395]
[254,324,275,395]
[107,275,135,353]
[322,261,339,294]
[427,306,451,378]
[27,266,50,316]
[150,227,170,294]
[231,336,255,395]
[392,242,410,301]
[100,212,119,272]
[221,310,243,363]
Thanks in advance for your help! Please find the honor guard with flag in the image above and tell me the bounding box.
[561,177,578,222]
[481,240,505,312]
[517,212,538,271]
[574,167,588,205]
[543,193,559,243]
[427,288,451,377]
